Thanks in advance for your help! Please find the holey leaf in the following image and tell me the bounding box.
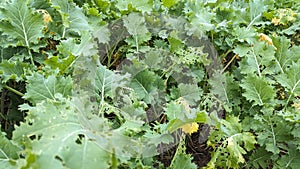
[14,100,110,169]
[95,64,130,98]
[240,75,275,106]
[23,72,72,104]
[276,61,300,97]
[0,0,44,49]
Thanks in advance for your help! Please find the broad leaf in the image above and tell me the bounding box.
[23,72,72,104]
[94,64,129,98]
[50,0,90,36]
[0,129,21,168]
[178,83,201,106]
[0,0,44,49]
[116,0,152,13]
[0,60,28,83]
[276,143,300,169]
[14,100,110,169]
[207,116,257,168]
[44,55,76,74]
[272,36,300,73]
[238,40,275,75]
[276,61,300,97]
[123,13,150,50]
[130,70,163,104]
[240,75,275,106]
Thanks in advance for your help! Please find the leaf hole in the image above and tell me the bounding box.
[75,134,85,144]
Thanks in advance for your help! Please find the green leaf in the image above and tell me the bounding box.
[14,99,110,169]
[44,55,76,74]
[50,0,90,36]
[185,2,215,37]
[123,13,148,36]
[130,70,163,104]
[57,31,97,57]
[0,60,28,83]
[162,0,179,8]
[239,40,275,75]
[207,116,257,168]
[168,141,197,169]
[178,83,201,106]
[116,0,153,13]
[168,153,197,169]
[272,36,300,73]
[92,24,110,44]
[276,143,300,169]
[240,75,275,106]
[249,147,273,169]
[0,129,21,168]
[123,13,151,49]
[94,64,129,98]
[209,72,228,102]
[23,72,72,104]
[0,0,44,49]
[276,61,300,98]
[168,36,184,52]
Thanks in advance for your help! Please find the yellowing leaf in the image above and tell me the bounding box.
[181,122,199,135]
[271,17,280,26]
[259,33,273,45]
[37,9,52,24]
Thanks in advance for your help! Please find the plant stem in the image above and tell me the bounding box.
[3,85,24,97]
[169,136,185,168]
[221,53,237,73]
[28,48,35,65]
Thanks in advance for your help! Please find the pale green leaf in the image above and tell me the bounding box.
[276,61,300,97]
[0,0,44,48]
[240,75,275,106]
[116,0,152,12]
[94,64,129,98]
[272,36,300,73]
[178,83,201,106]
[129,70,163,103]
[14,100,110,169]
[0,129,21,168]
[50,0,90,36]
[123,13,149,37]
[23,72,72,104]
[92,24,110,44]
[0,60,28,83]
[168,153,197,169]
[239,40,275,75]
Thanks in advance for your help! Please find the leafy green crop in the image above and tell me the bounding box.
[1,0,300,168]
